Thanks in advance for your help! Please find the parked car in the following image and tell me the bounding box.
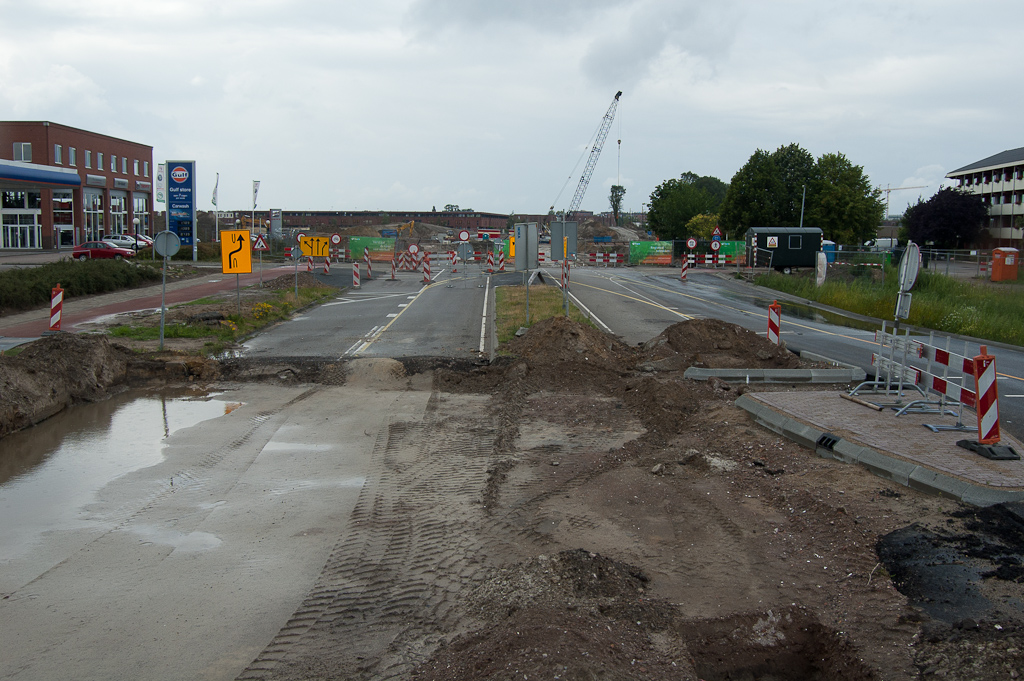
[131,234,154,248]
[72,241,136,261]
[102,234,138,250]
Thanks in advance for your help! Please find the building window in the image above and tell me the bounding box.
[110,195,127,234]
[53,191,74,247]
[110,155,117,173]
[69,147,76,166]
[54,144,62,164]
[97,152,103,170]
[133,159,139,176]
[122,157,127,174]
[143,161,149,177]
[133,195,149,235]
[12,142,31,162]
[2,191,27,209]
[84,193,104,240]
[85,150,92,168]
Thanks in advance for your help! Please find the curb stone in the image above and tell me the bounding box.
[735,393,1024,507]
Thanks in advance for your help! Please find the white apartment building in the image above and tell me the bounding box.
[946,147,1024,246]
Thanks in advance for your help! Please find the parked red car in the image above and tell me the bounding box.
[72,241,136,261]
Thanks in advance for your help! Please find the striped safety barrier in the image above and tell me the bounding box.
[680,257,688,282]
[767,301,781,345]
[323,258,330,275]
[306,257,313,273]
[498,249,505,271]
[364,247,372,279]
[487,250,494,274]
[974,346,1000,444]
[390,257,397,281]
[587,252,625,265]
[423,254,431,285]
[50,283,63,331]
[353,262,360,288]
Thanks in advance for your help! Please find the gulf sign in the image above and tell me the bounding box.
[170,165,189,183]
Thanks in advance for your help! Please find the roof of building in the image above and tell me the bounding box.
[948,147,1024,175]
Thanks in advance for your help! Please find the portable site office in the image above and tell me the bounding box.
[745,227,823,272]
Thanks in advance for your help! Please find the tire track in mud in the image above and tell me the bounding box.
[236,393,501,681]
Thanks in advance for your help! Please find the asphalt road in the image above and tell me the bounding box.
[558,265,1024,441]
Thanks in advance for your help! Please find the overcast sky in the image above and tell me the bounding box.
[2,0,1020,218]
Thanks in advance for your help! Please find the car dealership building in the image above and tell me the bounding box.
[0,121,154,250]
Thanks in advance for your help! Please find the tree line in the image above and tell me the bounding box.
[629,143,989,249]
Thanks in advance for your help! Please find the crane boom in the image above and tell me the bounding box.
[565,91,622,222]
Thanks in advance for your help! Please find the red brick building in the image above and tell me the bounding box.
[0,121,154,249]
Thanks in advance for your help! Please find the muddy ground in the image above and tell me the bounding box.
[1,316,1022,680]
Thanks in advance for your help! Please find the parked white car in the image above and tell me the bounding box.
[103,234,139,249]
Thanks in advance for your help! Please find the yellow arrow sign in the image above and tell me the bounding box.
[300,236,330,257]
[220,230,252,274]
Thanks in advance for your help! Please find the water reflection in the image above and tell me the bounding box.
[0,389,230,561]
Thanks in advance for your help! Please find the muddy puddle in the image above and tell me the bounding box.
[0,389,233,561]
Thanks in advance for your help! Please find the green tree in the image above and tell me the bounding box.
[647,172,727,240]
[902,187,987,248]
[609,185,626,226]
[807,153,884,245]
[684,214,719,240]
[718,149,788,231]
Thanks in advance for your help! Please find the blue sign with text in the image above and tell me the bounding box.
[165,160,195,246]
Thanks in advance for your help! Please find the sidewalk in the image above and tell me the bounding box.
[0,264,294,349]
[738,390,1024,507]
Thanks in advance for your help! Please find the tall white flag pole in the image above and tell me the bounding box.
[212,173,220,242]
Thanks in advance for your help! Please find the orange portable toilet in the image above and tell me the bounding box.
[991,247,1019,282]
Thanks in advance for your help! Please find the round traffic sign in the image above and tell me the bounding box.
[296,232,306,243]
[898,242,920,291]
[330,233,341,245]
[686,237,697,249]
[153,230,181,258]
[710,240,721,252]
[459,230,470,242]
[409,244,420,254]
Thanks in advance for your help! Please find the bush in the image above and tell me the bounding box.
[0,260,162,314]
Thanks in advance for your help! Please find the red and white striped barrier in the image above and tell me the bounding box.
[353,262,360,288]
[974,346,1000,444]
[449,250,458,273]
[364,247,372,279]
[498,249,505,271]
[306,257,313,273]
[284,247,293,259]
[50,283,63,332]
[323,258,330,275]
[767,301,781,345]
[423,255,431,285]
[390,257,397,281]
[587,252,625,266]
[487,250,494,274]
[680,257,688,282]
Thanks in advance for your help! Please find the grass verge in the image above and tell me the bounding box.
[106,285,334,354]
[756,269,1024,346]
[495,285,593,345]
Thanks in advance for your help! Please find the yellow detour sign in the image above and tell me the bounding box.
[509,234,516,257]
[221,230,252,274]
[300,236,330,257]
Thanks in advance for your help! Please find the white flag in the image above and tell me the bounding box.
[212,172,219,207]
[253,180,260,209]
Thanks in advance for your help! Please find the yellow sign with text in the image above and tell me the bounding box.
[300,236,330,258]
[220,230,252,274]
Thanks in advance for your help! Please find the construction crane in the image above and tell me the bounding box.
[552,91,622,222]
[880,184,928,218]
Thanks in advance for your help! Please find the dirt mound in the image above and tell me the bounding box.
[506,316,637,372]
[0,334,134,439]
[261,272,332,291]
[642,318,802,369]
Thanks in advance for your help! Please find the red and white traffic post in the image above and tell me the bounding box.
[422,254,431,285]
[364,247,372,279]
[973,346,1001,444]
[352,262,360,288]
[390,257,397,281]
[306,256,313,273]
[487,250,494,274]
[498,246,505,272]
[680,256,688,281]
[323,258,330,275]
[767,300,781,345]
[49,283,63,332]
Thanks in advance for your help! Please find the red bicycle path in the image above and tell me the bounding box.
[0,265,297,340]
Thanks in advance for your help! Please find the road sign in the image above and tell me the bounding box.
[766,236,779,248]
[409,244,419,254]
[252,234,269,251]
[300,236,330,257]
[330,233,341,245]
[898,242,921,292]
[154,230,180,258]
[221,230,252,274]
[686,237,697,249]
[711,225,723,241]
[459,230,470,242]
[296,231,306,243]
[710,240,721,252]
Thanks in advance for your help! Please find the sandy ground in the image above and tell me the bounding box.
[2,317,1023,680]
